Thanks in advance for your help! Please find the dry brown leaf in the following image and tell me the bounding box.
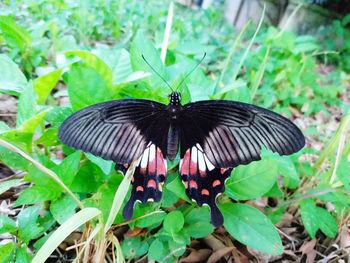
[299,239,317,263]
[124,227,145,237]
[340,224,350,252]
[203,235,226,251]
[207,246,234,263]
[179,249,212,263]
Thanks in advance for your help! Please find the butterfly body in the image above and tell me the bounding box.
[59,92,305,226]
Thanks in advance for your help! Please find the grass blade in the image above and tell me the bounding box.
[32,208,101,263]
[161,1,174,63]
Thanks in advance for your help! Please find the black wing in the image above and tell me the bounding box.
[178,100,305,226]
[181,100,305,168]
[59,99,171,220]
[58,99,170,164]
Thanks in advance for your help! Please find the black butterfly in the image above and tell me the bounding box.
[58,91,305,226]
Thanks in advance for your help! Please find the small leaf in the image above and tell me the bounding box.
[0,54,27,95]
[135,210,166,228]
[17,206,44,244]
[33,69,62,104]
[165,175,190,202]
[0,243,14,262]
[0,216,17,234]
[86,153,113,175]
[15,186,61,206]
[220,203,283,255]
[54,151,81,186]
[184,207,213,238]
[50,195,78,224]
[121,237,148,259]
[148,239,165,261]
[164,211,184,234]
[65,63,112,111]
[16,82,37,127]
[300,199,319,238]
[316,207,338,238]
[226,154,278,200]
[15,246,31,263]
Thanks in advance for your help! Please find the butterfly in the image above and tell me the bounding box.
[58,91,305,226]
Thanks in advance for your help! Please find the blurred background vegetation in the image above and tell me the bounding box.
[0,0,349,262]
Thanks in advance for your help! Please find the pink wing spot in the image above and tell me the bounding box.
[147,179,157,189]
[220,168,229,174]
[201,189,210,196]
[136,186,144,192]
[189,180,198,189]
[140,167,146,175]
[180,149,191,175]
[199,169,206,177]
[189,148,198,175]
[156,148,167,175]
[212,180,221,187]
[148,157,156,174]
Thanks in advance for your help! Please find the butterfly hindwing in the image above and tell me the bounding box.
[122,143,167,220]
[180,144,232,226]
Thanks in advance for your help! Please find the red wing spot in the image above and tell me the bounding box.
[156,148,166,175]
[201,189,210,196]
[199,170,206,177]
[189,180,198,189]
[140,167,146,175]
[180,150,190,175]
[147,179,157,189]
[136,186,144,192]
[212,180,221,187]
[148,158,156,174]
[220,168,229,174]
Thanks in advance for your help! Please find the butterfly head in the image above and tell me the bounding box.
[169,92,181,105]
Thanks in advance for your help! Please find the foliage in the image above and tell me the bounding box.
[0,0,349,262]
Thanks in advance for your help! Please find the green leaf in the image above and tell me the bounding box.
[15,246,31,263]
[184,207,213,238]
[86,153,113,175]
[65,63,112,111]
[16,82,37,127]
[0,146,29,170]
[54,151,81,186]
[165,175,190,202]
[148,239,166,261]
[0,216,17,234]
[0,121,10,134]
[70,161,105,193]
[0,179,25,195]
[65,50,113,87]
[0,54,27,95]
[45,107,72,128]
[15,185,61,206]
[50,195,78,224]
[18,108,50,134]
[136,211,166,228]
[0,16,32,53]
[164,211,184,234]
[17,206,44,244]
[316,207,338,238]
[220,203,283,255]
[33,69,62,104]
[121,237,148,259]
[225,156,278,200]
[300,199,319,238]
[0,243,14,263]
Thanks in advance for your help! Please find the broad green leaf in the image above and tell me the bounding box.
[17,82,37,127]
[65,50,113,87]
[15,246,31,263]
[148,239,166,261]
[17,206,44,244]
[54,151,81,186]
[45,107,72,128]
[300,199,319,238]
[14,185,61,206]
[0,54,27,95]
[0,179,25,195]
[0,216,17,234]
[32,208,101,263]
[18,108,50,134]
[164,211,184,234]
[225,157,278,200]
[184,207,213,238]
[86,153,113,175]
[65,63,112,111]
[121,237,148,259]
[165,175,190,202]
[316,207,338,238]
[130,31,165,89]
[33,69,62,104]
[136,210,166,228]
[0,122,10,134]
[220,203,283,255]
[0,16,32,52]
[50,195,77,224]
[0,243,14,263]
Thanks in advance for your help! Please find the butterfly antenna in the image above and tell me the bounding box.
[142,54,174,92]
[175,52,206,91]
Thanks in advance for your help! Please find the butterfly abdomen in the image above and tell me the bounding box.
[167,124,179,160]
